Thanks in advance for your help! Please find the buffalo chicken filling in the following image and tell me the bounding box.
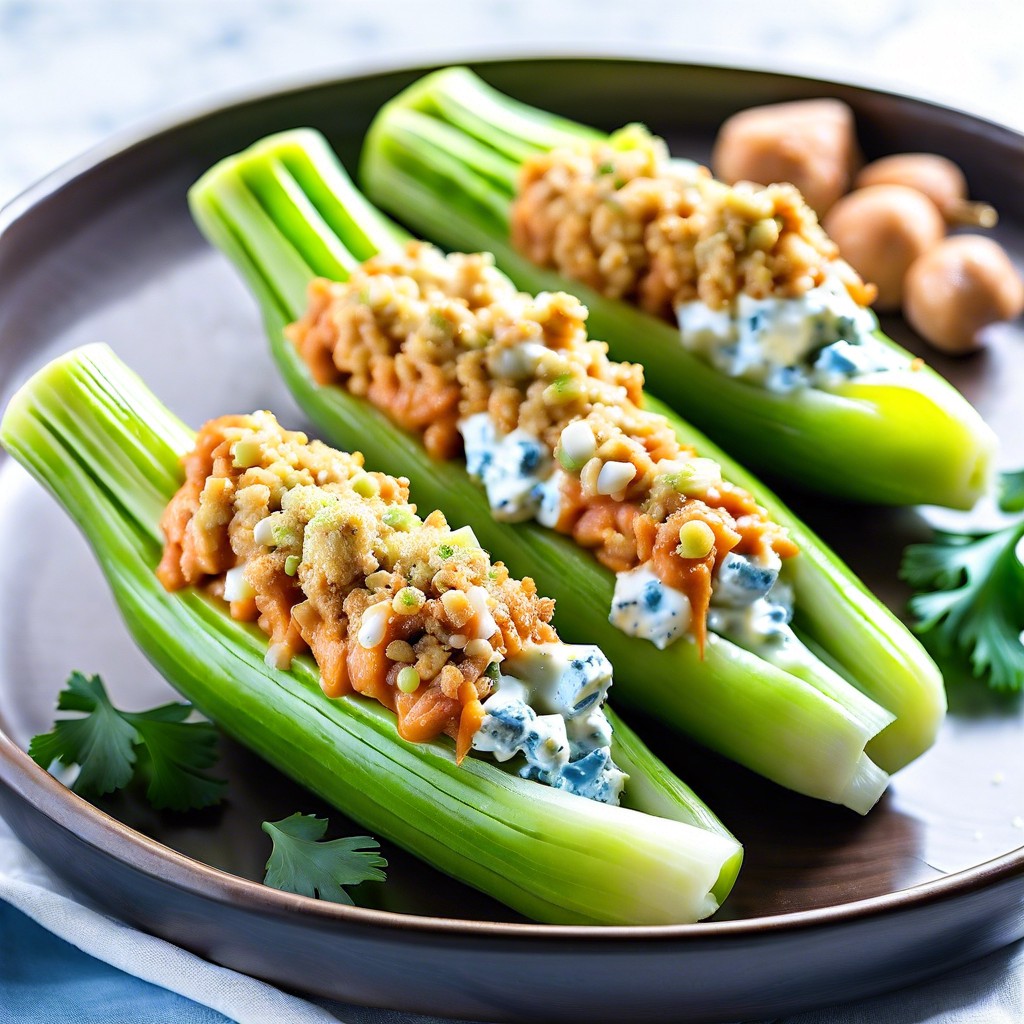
[286,241,799,654]
[158,412,625,803]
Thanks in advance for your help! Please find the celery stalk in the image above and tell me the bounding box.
[0,344,744,925]
[358,67,996,510]
[184,130,943,815]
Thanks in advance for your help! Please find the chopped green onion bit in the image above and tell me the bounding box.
[397,667,421,693]
[352,473,379,498]
[392,586,425,614]
[543,374,582,405]
[232,439,262,469]
[678,520,715,560]
[664,458,721,497]
[383,506,418,531]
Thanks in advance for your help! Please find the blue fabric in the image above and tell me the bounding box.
[3,890,1017,1024]
[0,900,232,1024]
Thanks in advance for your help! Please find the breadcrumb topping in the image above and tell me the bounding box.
[510,128,876,320]
[158,411,556,758]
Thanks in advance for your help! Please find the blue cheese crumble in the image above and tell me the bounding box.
[708,550,794,648]
[676,275,905,393]
[609,566,692,649]
[714,550,779,608]
[708,585,794,648]
[611,552,794,652]
[471,643,627,804]
[462,410,796,660]
[461,413,556,523]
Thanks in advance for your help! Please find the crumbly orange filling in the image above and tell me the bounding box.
[158,411,557,759]
[286,241,797,649]
[510,130,876,320]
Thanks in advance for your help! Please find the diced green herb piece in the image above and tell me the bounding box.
[542,373,582,404]
[428,309,454,335]
[382,506,418,531]
[232,439,262,469]
[393,586,425,613]
[352,473,379,498]
[557,447,581,472]
[272,522,296,546]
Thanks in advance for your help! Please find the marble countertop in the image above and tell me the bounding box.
[2,0,1023,204]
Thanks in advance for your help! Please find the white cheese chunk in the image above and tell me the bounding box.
[676,273,903,393]
[609,565,692,649]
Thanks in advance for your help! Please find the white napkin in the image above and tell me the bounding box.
[781,940,1024,1024]
[1,811,1021,1024]
[0,817,340,1024]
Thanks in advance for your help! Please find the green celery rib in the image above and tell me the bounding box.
[187,131,928,815]
[646,394,946,775]
[0,344,745,924]
[357,67,997,511]
[385,65,600,166]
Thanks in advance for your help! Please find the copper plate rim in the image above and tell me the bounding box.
[1,50,1022,943]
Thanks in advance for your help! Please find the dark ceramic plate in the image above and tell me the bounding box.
[0,57,1022,1024]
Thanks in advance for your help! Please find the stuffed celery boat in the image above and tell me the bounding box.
[0,343,745,925]
[187,129,946,815]
[357,66,996,509]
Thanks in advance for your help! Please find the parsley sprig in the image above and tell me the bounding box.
[29,672,226,810]
[900,470,1024,692]
[262,813,387,904]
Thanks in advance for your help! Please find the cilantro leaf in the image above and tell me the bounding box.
[129,704,225,812]
[999,469,1024,513]
[900,521,1024,691]
[262,813,387,904]
[29,672,226,810]
[29,672,138,797]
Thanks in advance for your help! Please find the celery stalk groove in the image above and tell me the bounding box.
[188,129,947,813]
[1,345,744,925]
[358,67,996,511]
